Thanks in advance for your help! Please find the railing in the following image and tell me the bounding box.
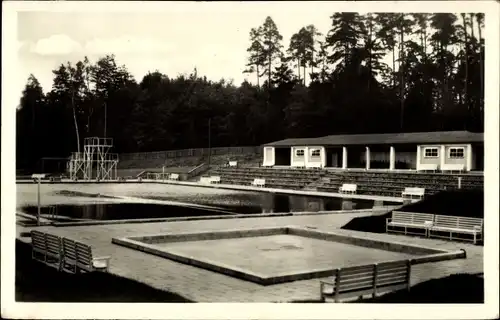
[119,146,262,161]
[186,163,210,180]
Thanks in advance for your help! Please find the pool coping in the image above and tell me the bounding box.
[20,207,396,227]
[111,226,466,286]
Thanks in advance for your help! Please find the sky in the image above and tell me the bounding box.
[16,3,337,98]
[10,1,489,107]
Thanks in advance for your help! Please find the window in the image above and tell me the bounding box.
[296,149,304,157]
[449,147,465,159]
[424,147,439,158]
[311,149,321,157]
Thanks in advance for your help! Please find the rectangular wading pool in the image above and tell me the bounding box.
[112,227,466,285]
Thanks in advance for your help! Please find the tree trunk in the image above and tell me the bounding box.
[311,50,314,79]
[469,14,475,40]
[392,47,396,88]
[303,64,306,85]
[462,15,469,118]
[256,64,260,87]
[367,23,372,93]
[297,59,301,82]
[478,17,484,127]
[268,53,272,90]
[71,87,80,153]
[399,24,405,131]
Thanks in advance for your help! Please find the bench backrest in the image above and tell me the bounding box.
[211,176,221,182]
[334,260,410,296]
[169,173,179,179]
[229,161,238,167]
[341,183,357,191]
[392,211,434,225]
[199,176,211,183]
[443,163,465,170]
[31,230,46,252]
[253,178,266,186]
[403,187,425,195]
[62,238,77,262]
[434,215,483,230]
[75,241,94,270]
[45,233,62,258]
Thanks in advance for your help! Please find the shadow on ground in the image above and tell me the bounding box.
[342,190,484,234]
[291,273,484,303]
[15,240,191,302]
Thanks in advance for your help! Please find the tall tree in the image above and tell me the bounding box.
[305,25,322,78]
[376,13,398,87]
[326,13,364,71]
[260,17,284,90]
[243,27,265,87]
[395,13,414,130]
[288,27,312,83]
[17,75,46,170]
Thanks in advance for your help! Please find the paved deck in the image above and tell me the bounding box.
[16,211,483,302]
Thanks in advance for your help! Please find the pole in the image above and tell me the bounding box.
[162,166,165,182]
[458,177,462,189]
[37,178,41,226]
[208,118,211,165]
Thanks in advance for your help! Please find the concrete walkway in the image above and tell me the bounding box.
[16,211,482,302]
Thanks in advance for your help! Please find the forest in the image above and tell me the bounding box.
[16,13,484,171]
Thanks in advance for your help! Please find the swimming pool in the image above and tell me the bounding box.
[16,183,398,222]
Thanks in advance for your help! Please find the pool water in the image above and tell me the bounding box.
[17,183,398,221]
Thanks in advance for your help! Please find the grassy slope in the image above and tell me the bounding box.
[342,190,484,234]
[15,240,191,302]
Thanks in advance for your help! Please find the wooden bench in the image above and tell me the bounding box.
[320,260,411,302]
[386,211,435,237]
[441,163,465,173]
[45,233,63,271]
[168,173,180,181]
[210,176,221,184]
[31,230,47,263]
[62,237,78,273]
[402,187,425,200]
[252,178,266,187]
[429,215,483,244]
[418,163,438,172]
[339,183,357,194]
[75,241,111,273]
[228,161,238,167]
[199,176,212,184]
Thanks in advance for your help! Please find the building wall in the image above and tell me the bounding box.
[443,145,468,165]
[263,147,275,166]
[267,142,479,171]
[472,146,477,170]
[417,144,471,170]
[419,145,442,165]
[290,146,325,168]
[291,147,306,167]
[307,146,325,168]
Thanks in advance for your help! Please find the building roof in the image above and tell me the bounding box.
[264,131,484,147]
